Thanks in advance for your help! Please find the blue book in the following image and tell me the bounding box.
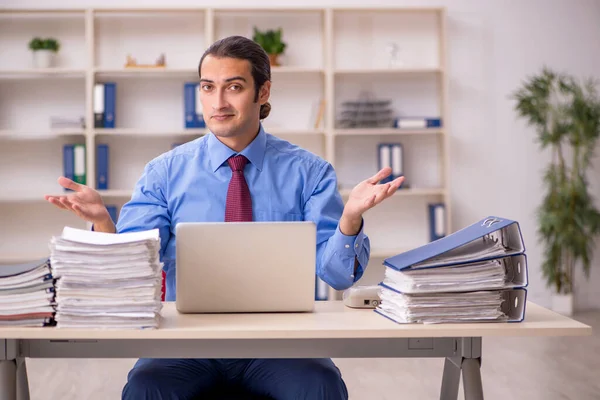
[104,83,116,129]
[96,144,109,190]
[63,144,74,190]
[428,203,446,241]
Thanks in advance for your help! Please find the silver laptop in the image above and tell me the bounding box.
[175,221,317,313]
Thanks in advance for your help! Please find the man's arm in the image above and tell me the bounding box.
[115,160,171,260]
[303,162,370,291]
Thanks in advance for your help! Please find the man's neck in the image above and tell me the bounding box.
[218,123,260,153]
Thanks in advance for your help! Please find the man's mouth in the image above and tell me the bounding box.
[212,114,234,121]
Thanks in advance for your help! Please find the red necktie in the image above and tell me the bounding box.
[225,155,252,222]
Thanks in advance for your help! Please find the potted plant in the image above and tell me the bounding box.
[252,27,286,67]
[513,67,600,315]
[28,37,60,68]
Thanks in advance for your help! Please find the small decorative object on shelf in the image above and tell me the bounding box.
[28,37,60,68]
[124,53,166,68]
[386,42,404,68]
[336,91,395,128]
[252,26,287,67]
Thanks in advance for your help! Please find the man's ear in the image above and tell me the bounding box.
[259,81,271,104]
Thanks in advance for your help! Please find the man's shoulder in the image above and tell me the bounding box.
[265,132,328,169]
[147,135,208,169]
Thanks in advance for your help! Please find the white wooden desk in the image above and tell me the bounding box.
[0,301,591,400]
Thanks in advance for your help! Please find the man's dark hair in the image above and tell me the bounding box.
[198,35,272,120]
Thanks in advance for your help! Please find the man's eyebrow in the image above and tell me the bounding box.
[199,76,247,83]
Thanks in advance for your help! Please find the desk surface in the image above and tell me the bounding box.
[0,301,591,340]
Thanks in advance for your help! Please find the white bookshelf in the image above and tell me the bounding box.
[0,6,450,302]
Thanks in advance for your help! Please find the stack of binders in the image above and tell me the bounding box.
[375,216,528,324]
[0,258,56,326]
[49,226,163,329]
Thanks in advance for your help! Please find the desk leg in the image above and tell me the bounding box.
[462,358,484,400]
[0,360,16,400]
[15,358,29,400]
[440,357,461,400]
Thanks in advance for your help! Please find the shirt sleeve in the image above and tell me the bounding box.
[303,162,370,291]
[115,160,171,262]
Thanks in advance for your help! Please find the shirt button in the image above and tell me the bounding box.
[345,244,350,248]
[355,243,359,248]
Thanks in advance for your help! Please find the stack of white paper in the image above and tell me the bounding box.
[377,289,506,324]
[0,258,56,326]
[49,227,163,329]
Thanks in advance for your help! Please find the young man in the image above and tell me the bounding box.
[45,36,404,400]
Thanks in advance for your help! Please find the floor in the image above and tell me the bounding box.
[25,310,600,400]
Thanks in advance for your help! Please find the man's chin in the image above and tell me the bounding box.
[207,121,237,137]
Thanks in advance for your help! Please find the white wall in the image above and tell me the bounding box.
[2,0,600,310]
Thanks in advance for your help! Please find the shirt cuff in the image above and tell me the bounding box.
[333,218,366,258]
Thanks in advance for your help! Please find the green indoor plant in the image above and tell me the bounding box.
[28,37,60,68]
[252,27,286,66]
[513,67,600,313]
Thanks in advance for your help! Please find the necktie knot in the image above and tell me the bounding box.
[227,155,248,172]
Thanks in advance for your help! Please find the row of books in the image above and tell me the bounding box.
[375,216,528,324]
[94,82,207,129]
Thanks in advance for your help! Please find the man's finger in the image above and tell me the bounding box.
[366,167,392,184]
[387,176,405,194]
[58,197,75,211]
[58,176,83,192]
[46,196,68,210]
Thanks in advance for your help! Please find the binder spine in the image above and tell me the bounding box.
[195,83,205,128]
[73,144,86,185]
[63,144,75,190]
[428,203,446,241]
[378,143,392,184]
[93,83,105,128]
[184,83,197,128]
[96,144,109,190]
[104,83,116,129]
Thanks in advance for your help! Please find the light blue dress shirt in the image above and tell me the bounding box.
[115,124,370,301]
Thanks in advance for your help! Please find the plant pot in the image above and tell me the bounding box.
[551,292,573,316]
[268,53,280,67]
[32,50,55,69]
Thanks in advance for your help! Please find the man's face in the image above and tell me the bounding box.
[199,55,269,138]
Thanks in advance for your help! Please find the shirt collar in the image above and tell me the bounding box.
[208,123,266,173]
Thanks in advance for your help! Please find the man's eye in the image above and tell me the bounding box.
[230,85,241,91]
[201,85,212,91]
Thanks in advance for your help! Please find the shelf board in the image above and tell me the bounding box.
[0,68,86,79]
[334,67,442,75]
[95,128,206,137]
[339,187,445,197]
[98,189,133,198]
[94,67,198,79]
[0,129,85,139]
[334,128,443,136]
[271,66,324,74]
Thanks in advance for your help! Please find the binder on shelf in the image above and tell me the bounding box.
[104,83,116,129]
[428,203,446,241]
[96,144,109,190]
[378,143,403,185]
[73,144,86,185]
[315,276,328,301]
[184,82,205,129]
[378,143,392,184]
[384,216,525,271]
[395,117,442,129]
[106,205,118,224]
[63,144,75,190]
[93,83,105,128]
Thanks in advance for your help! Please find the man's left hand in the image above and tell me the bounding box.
[339,167,405,235]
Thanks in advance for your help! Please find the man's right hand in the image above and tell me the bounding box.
[45,176,116,233]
